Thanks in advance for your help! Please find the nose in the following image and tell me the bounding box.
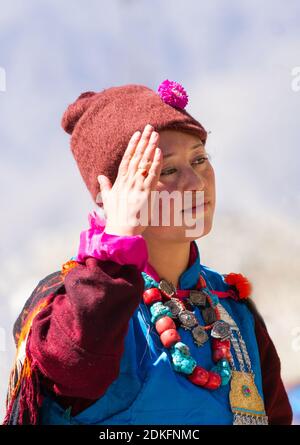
[180,165,206,192]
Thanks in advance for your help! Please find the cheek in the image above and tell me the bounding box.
[155,183,174,213]
[204,164,215,188]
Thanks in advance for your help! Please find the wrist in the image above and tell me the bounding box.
[76,212,148,271]
[104,225,143,237]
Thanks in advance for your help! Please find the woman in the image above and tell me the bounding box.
[3,80,292,425]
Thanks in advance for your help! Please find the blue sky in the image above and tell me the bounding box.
[0,0,300,422]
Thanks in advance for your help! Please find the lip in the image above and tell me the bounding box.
[182,201,210,212]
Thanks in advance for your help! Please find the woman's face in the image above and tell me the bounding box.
[142,129,216,243]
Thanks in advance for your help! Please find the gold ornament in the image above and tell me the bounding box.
[229,371,268,425]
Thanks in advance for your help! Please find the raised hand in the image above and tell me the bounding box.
[97,123,162,236]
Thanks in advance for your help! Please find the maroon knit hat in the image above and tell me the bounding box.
[61,80,208,206]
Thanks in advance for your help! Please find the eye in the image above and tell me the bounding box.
[160,155,210,177]
[192,155,209,165]
[160,168,177,176]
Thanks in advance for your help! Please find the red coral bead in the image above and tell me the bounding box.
[143,288,162,306]
[187,366,209,386]
[203,371,222,390]
[212,338,231,351]
[213,347,231,363]
[160,329,181,348]
[155,316,176,335]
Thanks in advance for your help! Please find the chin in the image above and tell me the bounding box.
[163,222,213,243]
[180,214,214,240]
[143,212,214,242]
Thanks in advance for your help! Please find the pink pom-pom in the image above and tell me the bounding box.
[157,79,189,110]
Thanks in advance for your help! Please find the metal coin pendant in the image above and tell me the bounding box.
[178,310,198,330]
[158,279,176,299]
[201,307,217,325]
[211,320,231,340]
[191,325,209,346]
[188,290,207,307]
[164,299,184,318]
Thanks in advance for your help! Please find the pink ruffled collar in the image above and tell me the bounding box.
[77,211,199,288]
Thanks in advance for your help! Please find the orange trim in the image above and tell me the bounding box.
[17,298,50,351]
[7,297,52,405]
[61,259,79,278]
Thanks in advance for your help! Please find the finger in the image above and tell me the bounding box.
[135,132,159,181]
[129,125,155,174]
[118,131,141,176]
[97,175,112,203]
[143,147,163,188]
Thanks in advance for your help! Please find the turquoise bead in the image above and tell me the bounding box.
[202,288,219,306]
[211,359,232,386]
[150,302,172,324]
[171,349,197,374]
[172,342,191,357]
[210,294,219,306]
[142,272,159,290]
[206,290,219,306]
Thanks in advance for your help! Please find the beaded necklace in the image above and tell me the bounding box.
[141,270,269,424]
[141,271,232,390]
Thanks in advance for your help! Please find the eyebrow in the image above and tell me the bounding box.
[163,142,205,159]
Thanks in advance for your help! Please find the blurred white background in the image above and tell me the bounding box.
[0,0,299,424]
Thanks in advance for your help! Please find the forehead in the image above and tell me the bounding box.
[158,129,204,155]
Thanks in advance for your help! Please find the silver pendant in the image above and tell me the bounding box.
[158,279,176,298]
[188,290,207,307]
[164,299,184,318]
[191,325,209,346]
[211,320,231,340]
[233,413,269,425]
[178,310,198,330]
[201,307,217,325]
